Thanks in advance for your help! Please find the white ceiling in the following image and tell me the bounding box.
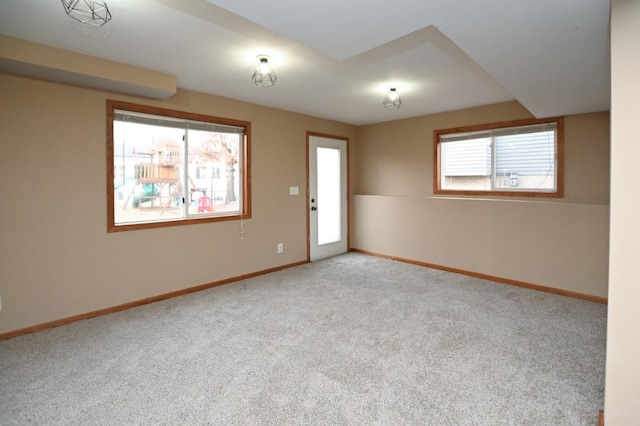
[0,0,611,125]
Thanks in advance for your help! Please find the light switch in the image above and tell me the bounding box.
[289,186,299,195]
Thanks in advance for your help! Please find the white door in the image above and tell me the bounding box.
[308,134,348,261]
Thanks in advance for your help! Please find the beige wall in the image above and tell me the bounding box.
[352,101,610,298]
[353,101,535,196]
[0,73,611,334]
[605,1,640,424]
[0,73,356,334]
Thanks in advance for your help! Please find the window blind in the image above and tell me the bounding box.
[440,122,556,143]
[114,110,245,134]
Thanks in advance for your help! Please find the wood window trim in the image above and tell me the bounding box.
[433,116,564,198]
[106,100,251,233]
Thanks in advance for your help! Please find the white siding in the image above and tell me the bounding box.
[495,131,555,176]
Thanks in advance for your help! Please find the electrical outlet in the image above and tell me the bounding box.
[277,243,284,253]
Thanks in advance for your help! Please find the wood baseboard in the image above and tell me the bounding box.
[350,248,607,304]
[2,249,607,340]
[0,260,309,341]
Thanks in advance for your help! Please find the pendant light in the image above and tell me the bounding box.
[60,0,112,27]
[252,55,277,88]
[383,88,402,109]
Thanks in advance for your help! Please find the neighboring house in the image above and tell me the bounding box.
[441,128,556,191]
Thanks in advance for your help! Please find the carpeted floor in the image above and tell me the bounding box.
[0,253,607,425]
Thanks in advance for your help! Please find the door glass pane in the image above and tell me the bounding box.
[317,147,341,245]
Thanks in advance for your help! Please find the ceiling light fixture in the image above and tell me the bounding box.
[60,0,112,27]
[383,88,402,109]
[252,55,277,88]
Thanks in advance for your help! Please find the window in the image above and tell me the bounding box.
[107,100,251,232]
[195,167,207,179]
[434,117,563,197]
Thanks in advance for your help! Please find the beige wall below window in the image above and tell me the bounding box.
[352,101,610,299]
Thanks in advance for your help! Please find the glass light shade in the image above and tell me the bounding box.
[252,56,277,88]
[61,0,112,27]
[383,88,402,109]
